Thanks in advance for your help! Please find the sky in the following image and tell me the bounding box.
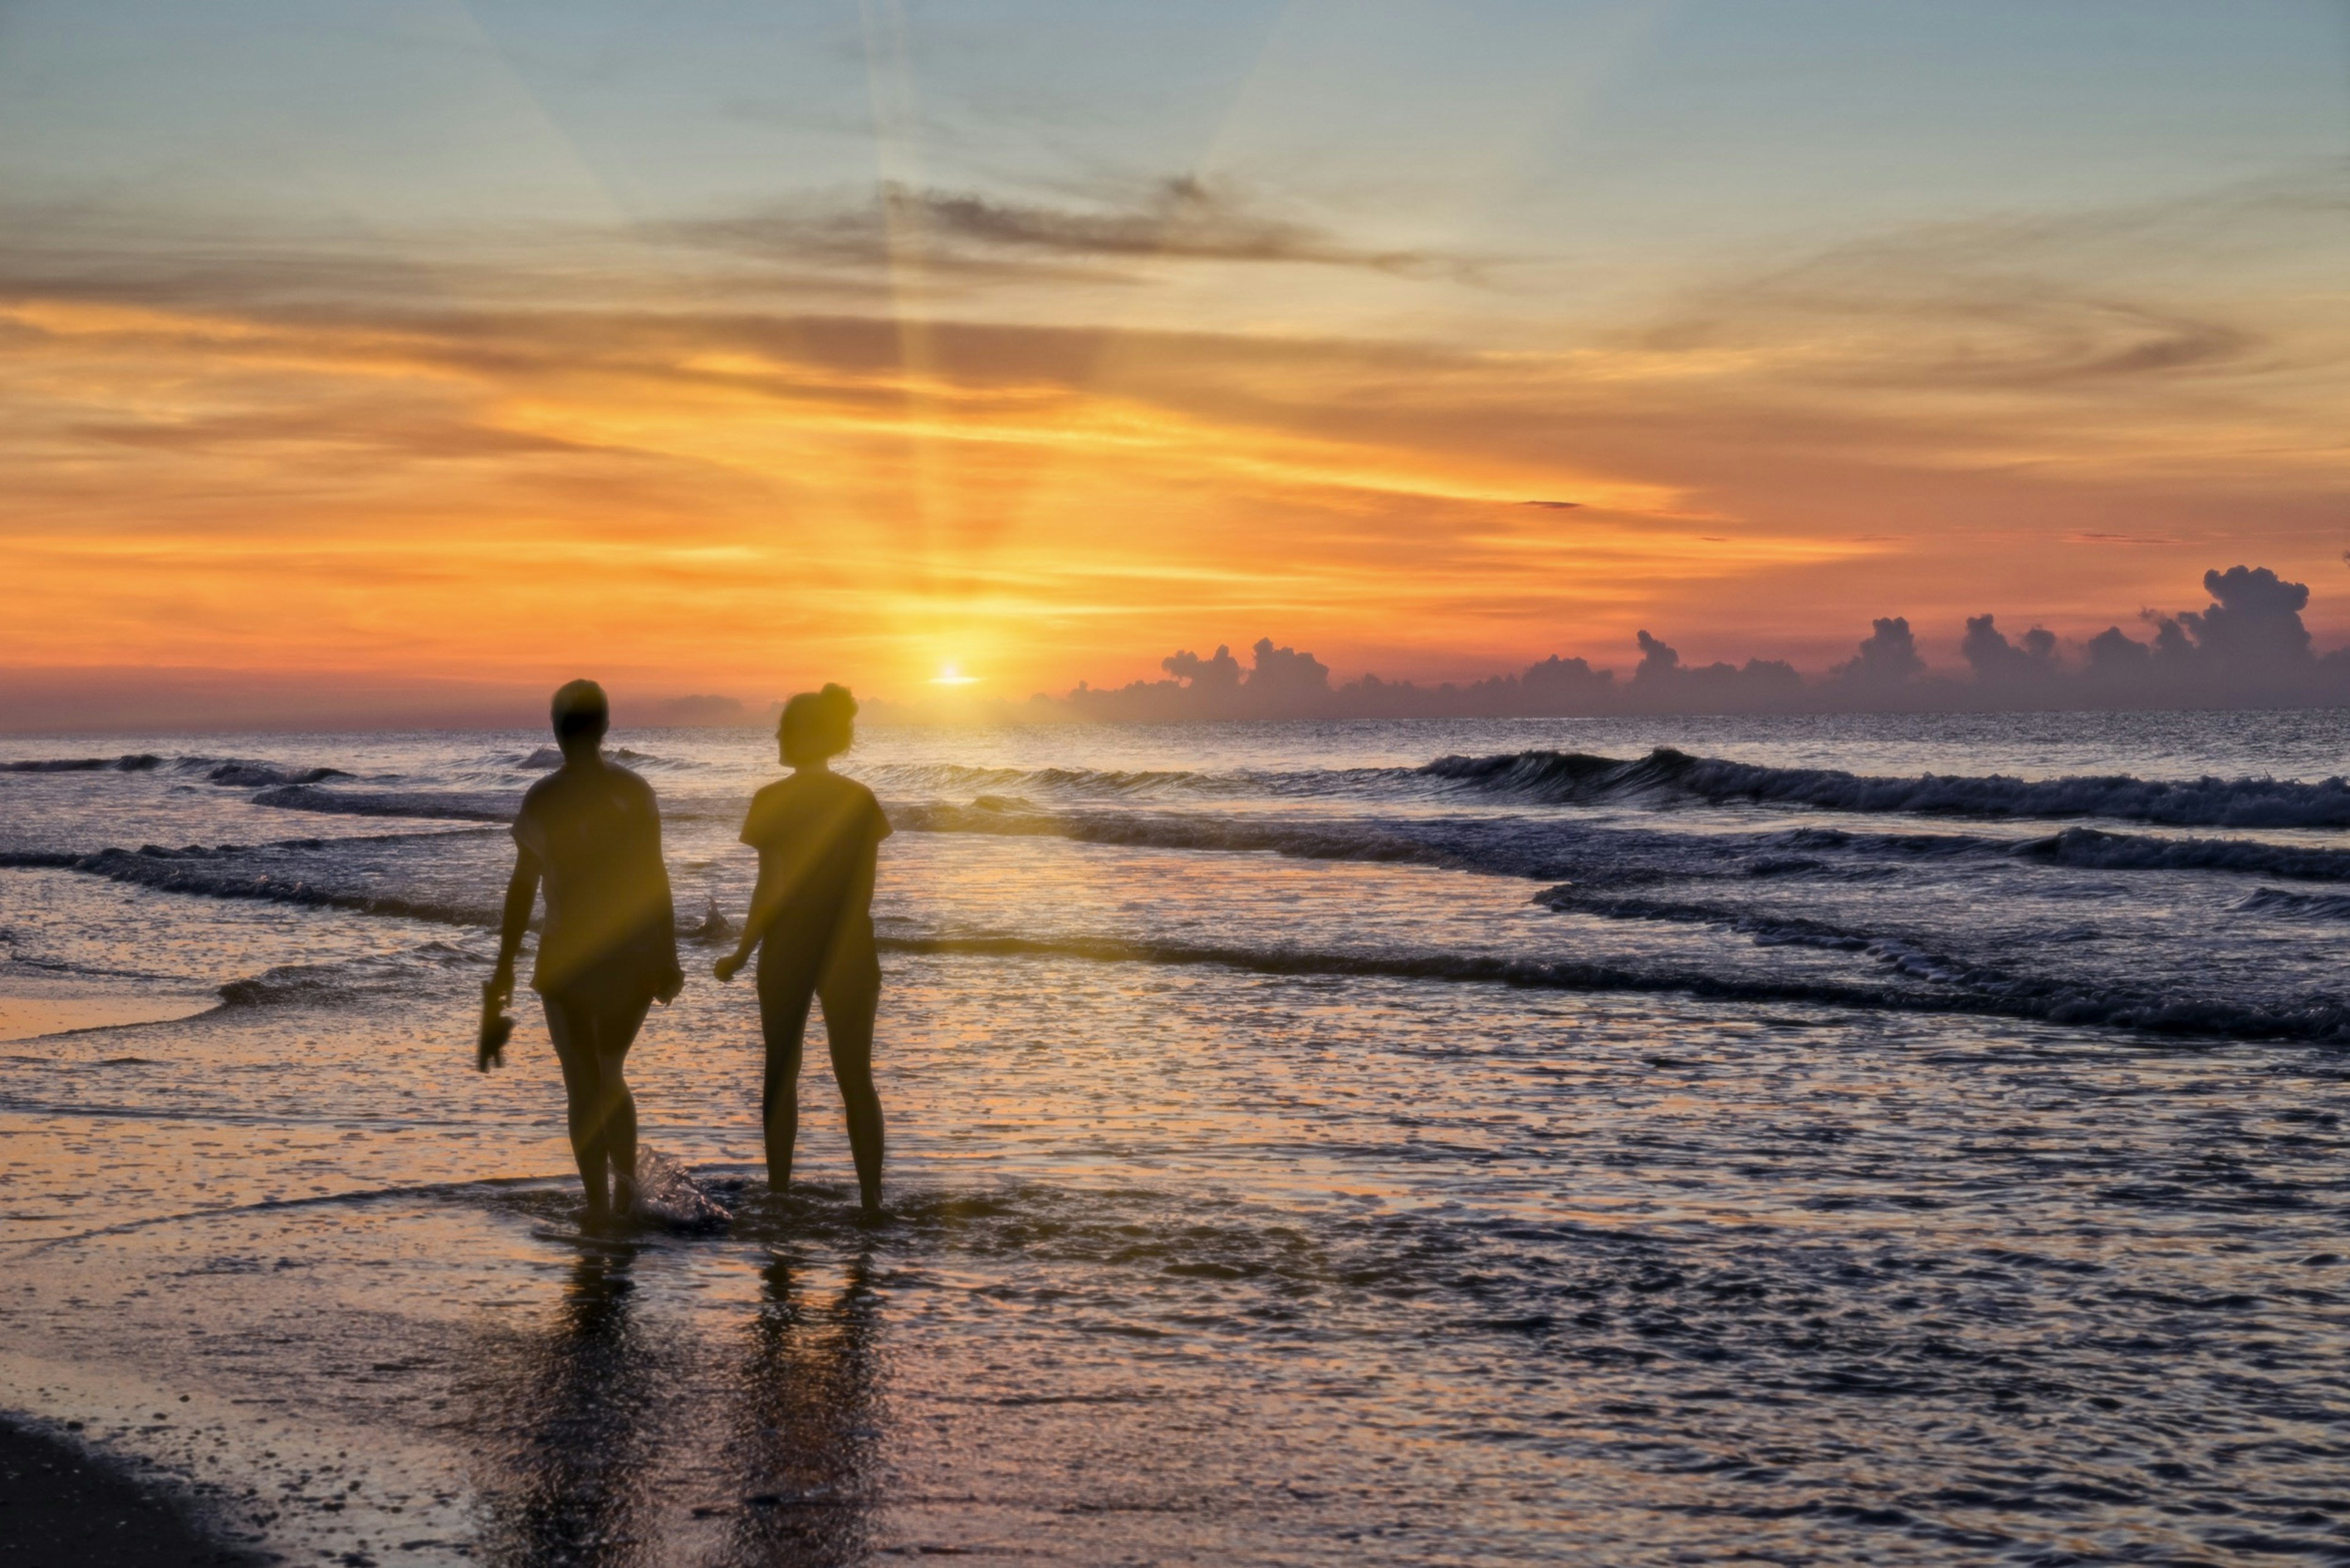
[3,0,2348,724]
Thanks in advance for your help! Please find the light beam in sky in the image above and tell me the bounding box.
[0,1,2344,722]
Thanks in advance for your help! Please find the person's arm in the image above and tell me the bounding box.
[646,804,685,1005]
[488,846,540,1009]
[714,854,781,982]
[841,808,884,925]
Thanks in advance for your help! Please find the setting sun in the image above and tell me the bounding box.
[4,7,2349,1565]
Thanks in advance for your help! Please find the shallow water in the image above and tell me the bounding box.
[5,714,2350,1564]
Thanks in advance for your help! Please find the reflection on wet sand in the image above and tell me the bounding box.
[722,1250,884,1566]
[468,1246,668,1568]
[451,1231,888,1568]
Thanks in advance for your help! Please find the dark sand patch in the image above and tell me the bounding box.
[0,1415,265,1566]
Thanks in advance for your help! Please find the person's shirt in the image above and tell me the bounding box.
[739,770,892,960]
[512,758,680,1001]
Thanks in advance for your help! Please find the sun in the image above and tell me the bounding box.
[930,663,980,687]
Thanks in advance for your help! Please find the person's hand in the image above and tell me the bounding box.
[655,965,684,1006]
[713,952,745,983]
[477,971,515,1072]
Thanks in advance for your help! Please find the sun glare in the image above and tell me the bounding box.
[931,663,980,686]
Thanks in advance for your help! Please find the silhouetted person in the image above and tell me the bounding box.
[488,679,684,1227]
[714,684,892,1212]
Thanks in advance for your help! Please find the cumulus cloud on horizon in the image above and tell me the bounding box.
[1041,564,2350,722]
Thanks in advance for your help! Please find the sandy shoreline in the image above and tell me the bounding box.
[0,1414,267,1566]
[0,967,217,1045]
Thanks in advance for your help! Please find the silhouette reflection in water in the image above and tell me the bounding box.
[720,1250,886,1564]
[472,1247,666,1567]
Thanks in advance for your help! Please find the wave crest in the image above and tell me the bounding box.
[1424,748,2350,828]
[0,754,162,773]
[2236,887,2350,922]
[252,785,515,823]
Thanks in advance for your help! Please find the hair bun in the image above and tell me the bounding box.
[780,683,858,762]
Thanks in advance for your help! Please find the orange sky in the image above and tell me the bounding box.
[4,3,2347,720]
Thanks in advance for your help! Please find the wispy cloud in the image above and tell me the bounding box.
[1630,166,2350,394]
[0,164,2344,695]
[661,175,1474,283]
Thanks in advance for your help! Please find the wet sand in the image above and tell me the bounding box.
[0,968,215,1045]
[0,1416,264,1566]
[9,946,2350,1564]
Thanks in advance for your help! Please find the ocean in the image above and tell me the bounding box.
[4,711,2349,1565]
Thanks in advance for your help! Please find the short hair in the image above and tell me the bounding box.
[779,683,857,764]
[550,679,610,743]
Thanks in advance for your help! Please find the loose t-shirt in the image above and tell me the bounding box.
[511,760,679,1005]
[738,771,892,976]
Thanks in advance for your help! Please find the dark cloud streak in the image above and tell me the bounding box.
[661,176,1472,283]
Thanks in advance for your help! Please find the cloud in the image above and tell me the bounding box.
[67,403,599,461]
[2180,564,2314,676]
[661,176,1469,285]
[1064,637,1332,722]
[1628,631,1803,714]
[1029,563,2350,721]
[1960,615,2061,689]
[1829,616,1926,692]
[1624,168,2350,398]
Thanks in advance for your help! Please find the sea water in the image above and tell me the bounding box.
[3,712,2349,1565]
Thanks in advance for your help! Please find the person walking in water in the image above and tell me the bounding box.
[487,679,684,1228]
[713,684,893,1214]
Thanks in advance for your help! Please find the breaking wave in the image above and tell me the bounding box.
[890,801,1513,872]
[215,943,483,1009]
[2236,887,2350,922]
[898,802,2350,900]
[251,785,517,823]
[1422,748,2350,828]
[881,931,2350,1042]
[17,832,2350,1042]
[0,846,501,928]
[0,754,162,772]
[2016,826,2350,882]
[1,752,348,785]
[203,761,349,788]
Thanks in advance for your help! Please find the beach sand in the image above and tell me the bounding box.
[0,965,215,1045]
[0,1416,264,1566]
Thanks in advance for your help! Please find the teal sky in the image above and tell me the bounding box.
[8,2,2343,290]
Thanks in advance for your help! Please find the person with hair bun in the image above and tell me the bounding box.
[714,683,893,1212]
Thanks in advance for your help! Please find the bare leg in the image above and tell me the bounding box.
[821,963,884,1213]
[601,1047,640,1214]
[547,997,649,1224]
[547,1001,610,1218]
[556,1055,611,1218]
[759,977,815,1194]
